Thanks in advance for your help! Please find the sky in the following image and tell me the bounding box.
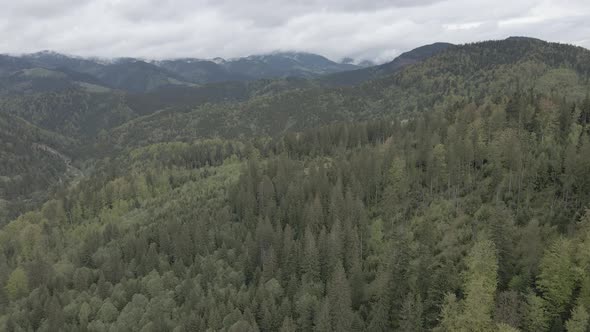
[2,0,590,63]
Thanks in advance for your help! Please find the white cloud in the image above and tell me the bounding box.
[1,0,589,62]
[444,22,483,30]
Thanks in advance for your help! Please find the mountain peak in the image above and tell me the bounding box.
[319,42,454,87]
[26,50,83,60]
[505,36,544,42]
[212,57,226,65]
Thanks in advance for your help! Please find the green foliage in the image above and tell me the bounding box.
[439,239,498,331]
[439,293,461,332]
[565,304,589,332]
[497,323,521,332]
[461,239,498,331]
[399,292,424,332]
[328,262,353,331]
[538,238,578,317]
[523,293,550,332]
[1,38,590,331]
[5,267,28,301]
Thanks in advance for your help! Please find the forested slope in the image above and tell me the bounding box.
[0,112,78,223]
[0,76,318,224]
[319,42,454,86]
[1,38,590,331]
[101,38,590,150]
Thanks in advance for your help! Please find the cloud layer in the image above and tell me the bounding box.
[2,0,589,62]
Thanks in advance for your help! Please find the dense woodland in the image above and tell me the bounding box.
[1,38,590,331]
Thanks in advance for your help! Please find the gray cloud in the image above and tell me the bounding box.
[1,0,589,63]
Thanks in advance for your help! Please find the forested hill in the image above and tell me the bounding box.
[318,42,454,86]
[1,38,590,331]
[101,37,590,149]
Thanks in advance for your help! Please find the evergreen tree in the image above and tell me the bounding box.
[399,292,424,332]
[565,304,589,332]
[314,297,332,332]
[523,293,550,332]
[327,261,353,331]
[301,227,321,282]
[538,238,577,318]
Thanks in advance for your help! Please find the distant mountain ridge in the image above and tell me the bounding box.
[0,44,461,93]
[320,42,454,86]
[151,51,362,84]
[0,51,363,93]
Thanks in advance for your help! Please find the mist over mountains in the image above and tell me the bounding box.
[0,50,379,93]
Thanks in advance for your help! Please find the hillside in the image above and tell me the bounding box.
[0,54,110,95]
[1,37,590,331]
[0,112,78,222]
[0,77,318,224]
[3,37,588,217]
[320,42,454,86]
[100,38,590,149]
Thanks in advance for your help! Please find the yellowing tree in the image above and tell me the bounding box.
[538,237,578,318]
[460,239,498,331]
[5,267,28,300]
[439,239,498,332]
[565,304,589,332]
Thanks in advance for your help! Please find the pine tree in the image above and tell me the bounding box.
[497,323,520,332]
[439,293,461,332]
[438,240,498,332]
[279,316,297,332]
[301,227,320,282]
[565,304,589,332]
[314,297,332,332]
[328,261,353,331]
[460,239,498,331]
[399,292,424,332]
[523,293,549,332]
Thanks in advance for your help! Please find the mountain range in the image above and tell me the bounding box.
[2,36,590,331]
[0,45,450,94]
[0,51,373,93]
[1,36,587,221]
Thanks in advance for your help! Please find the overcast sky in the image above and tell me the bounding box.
[2,0,589,63]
